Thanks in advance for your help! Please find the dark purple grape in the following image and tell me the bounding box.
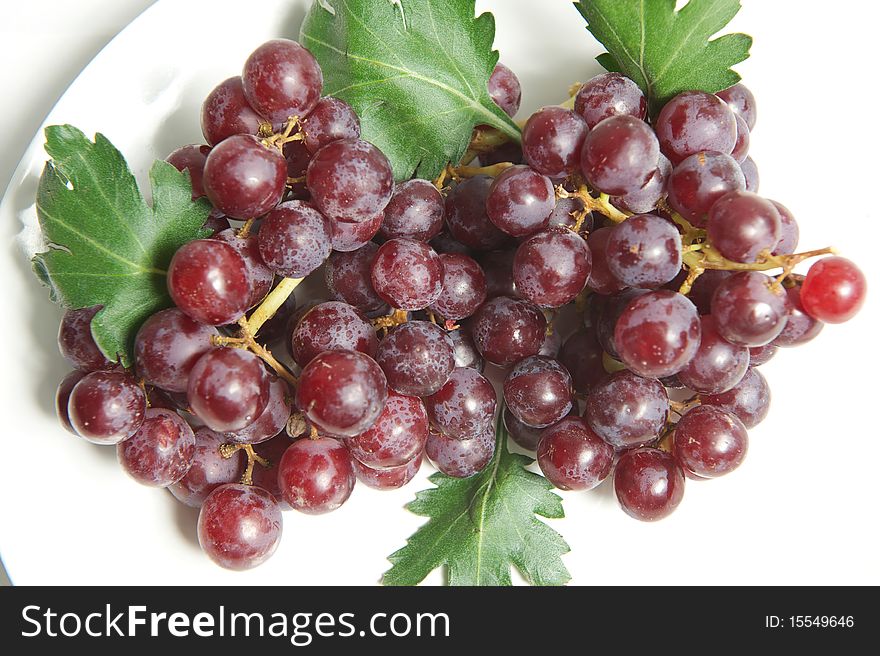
[688,269,733,314]
[296,350,387,437]
[249,433,294,505]
[479,249,518,299]
[585,227,627,295]
[345,391,428,469]
[731,114,750,163]
[707,191,781,263]
[170,427,244,507]
[425,423,495,478]
[770,201,799,256]
[513,229,591,308]
[379,179,444,242]
[574,72,647,128]
[278,436,355,514]
[307,139,394,223]
[717,83,757,130]
[547,197,591,231]
[166,144,211,200]
[613,155,670,214]
[242,38,322,124]
[226,376,291,445]
[740,156,759,192]
[353,453,422,490]
[503,407,543,451]
[371,238,443,311]
[666,151,745,225]
[202,135,287,220]
[56,370,86,434]
[748,343,777,367]
[655,91,737,164]
[504,356,572,428]
[202,210,232,235]
[201,77,264,147]
[581,115,659,196]
[213,229,274,308]
[607,213,682,288]
[487,63,521,117]
[444,176,511,251]
[558,328,604,394]
[772,285,823,347]
[68,371,146,444]
[595,289,649,358]
[614,448,685,521]
[291,301,377,368]
[424,367,497,440]
[301,96,359,154]
[471,296,547,366]
[702,368,770,428]
[711,271,790,346]
[325,243,388,315]
[134,308,218,393]
[188,348,270,433]
[198,483,282,570]
[678,315,749,394]
[537,416,614,490]
[430,231,473,256]
[521,106,588,178]
[673,405,748,479]
[331,212,384,253]
[448,327,484,372]
[429,254,487,321]
[614,290,701,378]
[117,408,196,487]
[485,165,554,237]
[283,139,311,197]
[585,371,669,449]
[58,306,114,371]
[375,321,454,396]
[480,140,524,167]
[258,200,332,278]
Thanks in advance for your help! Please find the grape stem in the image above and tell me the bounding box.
[237,218,255,239]
[219,443,270,486]
[261,116,303,151]
[448,161,515,180]
[372,308,409,333]
[461,126,512,165]
[555,183,630,227]
[245,277,302,336]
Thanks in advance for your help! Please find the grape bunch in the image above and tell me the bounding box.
[52,33,867,574]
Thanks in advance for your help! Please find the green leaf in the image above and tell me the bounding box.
[575,0,752,112]
[32,125,211,367]
[383,412,571,586]
[300,0,521,181]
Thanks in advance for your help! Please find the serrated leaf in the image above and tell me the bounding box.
[300,0,521,181]
[575,0,752,112]
[383,412,571,586]
[32,125,211,367]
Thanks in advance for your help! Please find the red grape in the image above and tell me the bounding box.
[672,405,748,479]
[424,367,497,440]
[68,370,146,444]
[537,416,614,491]
[471,296,547,366]
[117,408,196,487]
[799,256,867,324]
[371,238,443,311]
[278,436,355,514]
[345,391,428,469]
[375,321,454,397]
[241,39,323,124]
[187,348,270,433]
[503,356,572,428]
[291,301,378,368]
[58,306,114,371]
[614,448,685,521]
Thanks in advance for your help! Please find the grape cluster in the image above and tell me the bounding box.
[52,37,867,573]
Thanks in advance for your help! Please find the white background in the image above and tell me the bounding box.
[0,0,878,586]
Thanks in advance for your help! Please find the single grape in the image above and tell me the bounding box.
[478,249,518,299]
[325,243,389,316]
[213,229,274,308]
[345,391,428,469]
[503,407,544,451]
[799,257,867,324]
[444,176,511,251]
[748,343,777,367]
[487,63,521,117]
[584,371,669,449]
[574,72,647,128]
[201,77,264,147]
[521,106,588,178]
[607,213,682,288]
[429,253,487,321]
[117,408,196,487]
[258,200,332,278]
[188,348,270,433]
[371,238,443,311]
[169,427,244,508]
[614,290,701,378]
[558,328,605,394]
[56,370,86,434]
[614,448,685,521]
[585,227,627,295]
[68,371,146,444]
[375,321,455,397]
[134,308,217,394]
[581,115,660,196]
[666,151,745,225]
[301,96,360,154]
[198,483,282,570]
[242,38,322,124]
[707,191,781,263]
[717,83,757,130]
[702,367,770,428]
[504,356,572,428]
[537,417,614,491]
[166,144,211,200]
[678,315,750,394]
[513,228,591,308]
[202,135,287,220]
[424,367,497,440]
[58,306,114,371]
[226,376,292,445]
[331,212,384,253]
[655,91,737,164]
[772,285,824,347]
[769,201,799,256]
[711,271,790,346]
[613,156,670,214]
[307,139,394,223]
[471,296,547,366]
[425,423,495,478]
[352,453,422,490]
[296,350,388,437]
[688,269,732,315]
[740,156,759,192]
[430,231,473,256]
[291,301,378,368]
[485,165,555,238]
[547,196,591,231]
[730,114,750,163]
[673,405,748,479]
[278,436,355,514]
[379,179,445,242]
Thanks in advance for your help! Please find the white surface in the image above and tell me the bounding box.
[0,0,878,586]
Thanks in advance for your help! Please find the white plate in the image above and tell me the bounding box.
[1,0,878,585]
